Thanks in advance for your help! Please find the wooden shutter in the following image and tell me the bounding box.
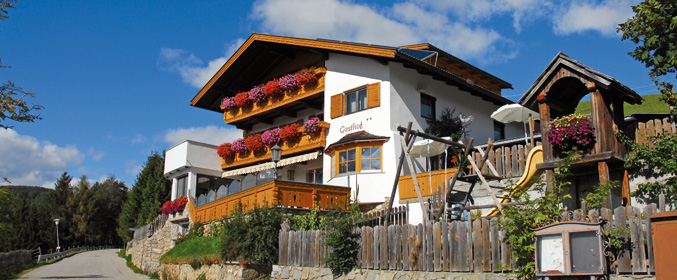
[330,93,343,119]
[366,82,380,108]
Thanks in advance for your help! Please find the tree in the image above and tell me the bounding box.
[0,0,42,129]
[624,133,677,206]
[618,0,677,118]
[424,107,471,140]
[90,177,127,246]
[117,151,170,242]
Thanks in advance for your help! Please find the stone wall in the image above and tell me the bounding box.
[0,249,33,269]
[159,263,270,280]
[126,221,182,273]
[271,266,656,280]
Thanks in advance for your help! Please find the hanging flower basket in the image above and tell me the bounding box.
[217,143,235,159]
[231,138,248,154]
[280,123,301,141]
[296,67,318,86]
[245,134,266,152]
[261,128,281,147]
[302,117,321,135]
[547,114,596,157]
[263,79,283,97]
[221,97,237,111]
[248,85,266,104]
[234,91,252,107]
[278,74,299,91]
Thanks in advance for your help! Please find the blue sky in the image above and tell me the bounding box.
[0,0,654,188]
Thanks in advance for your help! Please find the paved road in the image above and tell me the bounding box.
[21,249,151,280]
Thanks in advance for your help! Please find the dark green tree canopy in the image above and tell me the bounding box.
[619,0,677,107]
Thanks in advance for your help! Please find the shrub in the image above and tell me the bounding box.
[302,117,321,135]
[231,138,248,153]
[245,134,266,152]
[248,85,266,103]
[218,204,284,265]
[425,107,470,140]
[261,128,281,147]
[217,143,235,159]
[263,79,283,97]
[296,67,318,85]
[234,91,252,107]
[278,74,299,91]
[221,97,236,110]
[547,114,595,156]
[279,123,301,141]
[323,209,360,275]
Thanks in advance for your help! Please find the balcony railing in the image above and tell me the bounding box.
[191,180,351,223]
[222,67,327,125]
[398,168,459,200]
[221,122,330,169]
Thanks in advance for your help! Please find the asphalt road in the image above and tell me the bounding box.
[21,249,151,280]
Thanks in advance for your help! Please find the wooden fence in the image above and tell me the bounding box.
[353,204,409,227]
[279,204,662,275]
[634,117,676,146]
[469,141,541,179]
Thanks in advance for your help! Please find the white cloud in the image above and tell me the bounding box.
[158,39,245,88]
[125,160,141,177]
[553,0,638,36]
[131,134,148,144]
[0,129,84,188]
[87,147,105,162]
[164,125,242,147]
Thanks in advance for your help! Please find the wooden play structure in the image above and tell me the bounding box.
[519,52,643,209]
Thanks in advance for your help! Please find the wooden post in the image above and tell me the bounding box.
[468,155,503,212]
[385,123,413,226]
[598,161,612,209]
[401,134,429,224]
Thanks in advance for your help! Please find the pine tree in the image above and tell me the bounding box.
[117,151,170,242]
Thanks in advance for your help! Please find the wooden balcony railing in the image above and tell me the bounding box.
[398,168,459,200]
[191,180,351,223]
[221,122,330,169]
[222,67,327,124]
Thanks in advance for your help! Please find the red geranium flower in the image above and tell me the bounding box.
[234,91,252,107]
[279,123,301,141]
[245,134,266,152]
[217,143,235,159]
[263,79,283,97]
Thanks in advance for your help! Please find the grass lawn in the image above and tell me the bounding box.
[575,94,670,116]
[160,237,221,264]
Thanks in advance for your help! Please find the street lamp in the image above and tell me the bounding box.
[270,144,282,179]
[54,218,61,252]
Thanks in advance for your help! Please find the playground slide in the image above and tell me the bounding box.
[483,145,544,217]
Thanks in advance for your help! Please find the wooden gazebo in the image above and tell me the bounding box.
[519,53,643,208]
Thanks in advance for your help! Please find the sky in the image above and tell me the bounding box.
[0,0,656,189]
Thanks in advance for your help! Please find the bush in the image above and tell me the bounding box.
[218,204,284,265]
[323,209,360,275]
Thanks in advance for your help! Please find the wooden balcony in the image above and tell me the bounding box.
[398,168,459,200]
[190,180,351,223]
[222,67,327,129]
[221,122,330,169]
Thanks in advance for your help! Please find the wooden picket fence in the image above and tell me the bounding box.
[468,141,542,179]
[353,204,409,227]
[279,204,662,275]
[634,117,676,146]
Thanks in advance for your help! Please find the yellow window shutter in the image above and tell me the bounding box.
[367,82,380,108]
[330,93,343,119]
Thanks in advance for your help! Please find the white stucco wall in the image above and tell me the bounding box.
[164,140,223,200]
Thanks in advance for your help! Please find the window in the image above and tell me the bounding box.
[338,149,356,174]
[331,143,384,177]
[176,175,187,197]
[330,82,380,118]
[421,93,436,120]
[360,147,381,171]
[307,169,323,184]
[345,88,367,114]
[493,121,505,140]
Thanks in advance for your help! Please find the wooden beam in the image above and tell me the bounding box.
[256,116,274,125]
[385,123,414,226]
[300,100,323,110]
[468,155,503,212]
[274,109,297,118]
[400,133,429,224]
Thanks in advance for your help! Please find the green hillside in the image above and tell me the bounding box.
[1,185,53,205]
[575,94,670,116]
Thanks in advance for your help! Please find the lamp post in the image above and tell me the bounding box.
[270,144,282,179]
[54,218,61,252]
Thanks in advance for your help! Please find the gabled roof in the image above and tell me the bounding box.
[191,33,514,112]
[519,52,643,110]
[325,130,390,153]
